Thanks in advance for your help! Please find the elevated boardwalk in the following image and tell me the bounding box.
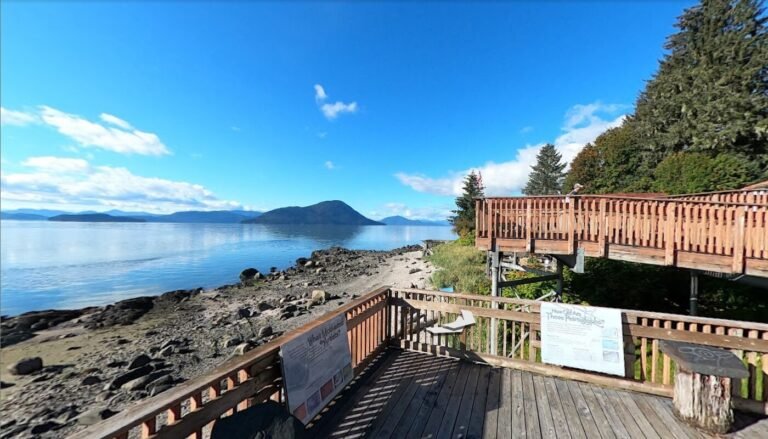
[475,189,768,278]
[71,288,768,439]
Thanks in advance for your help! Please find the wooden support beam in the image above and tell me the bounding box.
[498,274,559,288]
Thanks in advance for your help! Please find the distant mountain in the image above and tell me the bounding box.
[244,201,382,226]
[144,210,261,224]
[0,212,48,221]
[380,215,450,226]
[49,214,146,223]
[3,208,68,218]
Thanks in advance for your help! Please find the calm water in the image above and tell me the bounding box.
[0,221,455,316]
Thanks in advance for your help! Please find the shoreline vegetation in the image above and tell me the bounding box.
[0,244,436,438]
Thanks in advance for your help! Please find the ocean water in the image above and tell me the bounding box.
[0,221,455,316]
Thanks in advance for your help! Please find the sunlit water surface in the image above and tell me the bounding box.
[1,221,455,315]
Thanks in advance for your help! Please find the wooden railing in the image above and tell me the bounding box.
[73,286,768,438]
[70,287,391,439]
[389,288,768,415]
[476,192,768,277]
[669,188,768,205]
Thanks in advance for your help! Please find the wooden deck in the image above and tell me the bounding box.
[311,349,765,438]
[475,190,768,278]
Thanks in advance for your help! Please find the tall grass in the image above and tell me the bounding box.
[427,240,490,294]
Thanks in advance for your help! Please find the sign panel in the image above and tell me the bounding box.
[540,302,625,376]
[280,314,353,424]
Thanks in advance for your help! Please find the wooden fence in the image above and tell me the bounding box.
[476,192,768,277]
[390,288,768,416]
[72,287,768,438]
[70,287,391,439]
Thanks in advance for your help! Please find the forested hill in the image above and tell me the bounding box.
[244,201,383,225]
[48,214,146,223]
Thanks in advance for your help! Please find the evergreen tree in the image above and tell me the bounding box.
[450,171,484,238]
[633,0,768,172]
[523,144,566,195]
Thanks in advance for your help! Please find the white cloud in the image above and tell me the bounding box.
[99,113,133,129]
[1,107,38,126]
[314,84,358,120]
[520,126,534,134]
[396,102,627,196]
[314,84,327,101]
[38,106,170,156]
[2,157,240,213]
[324,160,336,170]
[22,156,90,173]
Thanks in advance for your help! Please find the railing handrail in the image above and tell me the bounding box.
[477,193,767,208]
[391,287,768,332]
[71,286,392,439]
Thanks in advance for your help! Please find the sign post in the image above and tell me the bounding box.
[540,302,625,376]
[280,314,353,424]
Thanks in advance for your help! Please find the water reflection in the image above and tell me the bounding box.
[1,221,455,315]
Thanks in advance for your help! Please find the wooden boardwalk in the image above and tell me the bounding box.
[311,349,765,439]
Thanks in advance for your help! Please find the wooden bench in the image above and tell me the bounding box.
[659,340,749,434]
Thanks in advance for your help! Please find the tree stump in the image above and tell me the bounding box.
[660,340,748,435]
[673,368,732,433]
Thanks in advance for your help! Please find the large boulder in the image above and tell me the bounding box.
[311,290,330,303]
[240,268,264,283]
[7,357,43,375]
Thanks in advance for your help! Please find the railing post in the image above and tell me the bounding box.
[567,197,576,254]
[732,205,747,273]
[525,200,532,252]
[665,202,677,265]
[598,198,607,257]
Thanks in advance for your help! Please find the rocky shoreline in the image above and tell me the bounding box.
[0,245,434,438]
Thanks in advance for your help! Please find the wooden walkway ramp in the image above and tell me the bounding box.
[311,349,755,439]
[475,189,767,278]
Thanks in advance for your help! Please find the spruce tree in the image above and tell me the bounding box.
[633,0,768,172]
[450,171,484,238]
[523,144,566,195]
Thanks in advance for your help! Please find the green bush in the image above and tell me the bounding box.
[427,241,490,294]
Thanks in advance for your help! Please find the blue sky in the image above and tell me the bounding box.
[1,1,696,220]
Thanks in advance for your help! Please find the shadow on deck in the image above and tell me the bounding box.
[310,349,768,439]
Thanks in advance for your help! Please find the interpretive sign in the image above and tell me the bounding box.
[540,302,625,376]
[280,314,353,424]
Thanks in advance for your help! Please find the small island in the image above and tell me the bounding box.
[244,200,382,226]
[48,214,146,223]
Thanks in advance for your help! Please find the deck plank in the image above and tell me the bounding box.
[543,376,573,439]
[521,371,541,439]
[497,368,514,438]
[322,350,424,438]
[436,362,472,438]
[366,356,440,437]
[591,386,641,439]
[531,374,557,438]
[451,363,482,438]
[554,378,587,439]
[314,349,738,439]
[577,382,616,439]
[614,389,661,439]
[418,356,464,438]
[565,380,603,438]
[389,357,452,438]
[482,368,502,439]
[643,394,703,439]
[466,366,491,439]
[628,390,676,438]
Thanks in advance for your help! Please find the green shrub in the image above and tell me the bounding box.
[427,241,490,294]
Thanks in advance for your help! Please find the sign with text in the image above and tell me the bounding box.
[280,314,353,424]
[540,302,625,376]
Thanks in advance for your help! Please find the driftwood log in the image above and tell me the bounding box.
[660,340,748,434]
